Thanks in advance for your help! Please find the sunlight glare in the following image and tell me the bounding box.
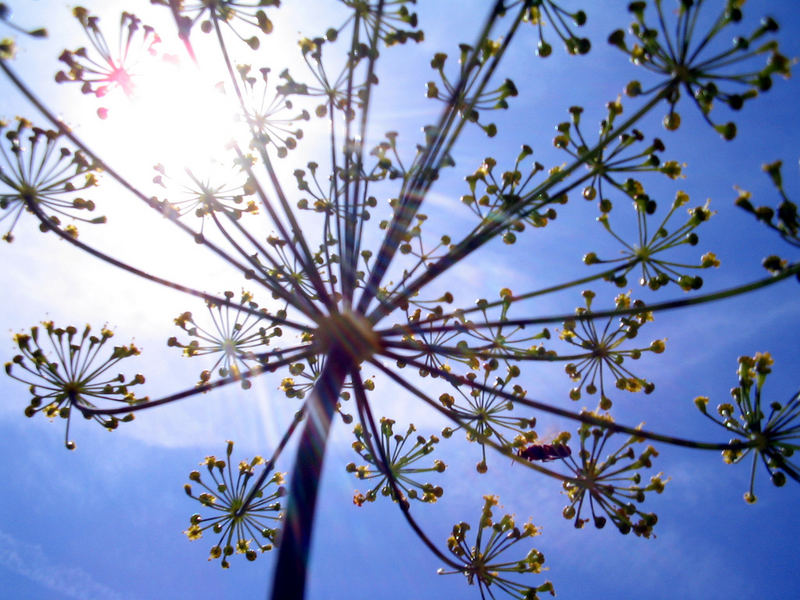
[122,55,247,179]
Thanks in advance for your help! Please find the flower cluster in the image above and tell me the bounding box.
[184,440,286,567]
[375,209,453,271]
[347,419,445,505]
[553,101,684,214]
[440,364,537,472]
[585,189,718,291]
[294,160,378,219]
[438,495,555,600]
[462,291,553,362]
[278,351,359,416]
[338,0,424,47]
[694,353,800,503]
[560,291,663,410]
[426,39,518,137]
[389,303,464,375]
[236,64,310,158]
[1,117,103,242]
[152,163,258,227]
[735,161,799,277]
[153,0,279,50]
[521,0,589,57]
[460,149,558,244]
[4,322,144,449]
[55,8,161,117]
[275,33,375,118]
[168,291,282,388]
[608,0,790,139]
[559,416,666,537]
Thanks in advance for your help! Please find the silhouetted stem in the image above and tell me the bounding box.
[377,348,753,452]
[382,262,800,336]
[349,367,463,570]
[377,261,638,337]
[20,192,310,332]
[341,10,363,307]
[368,90,670,324]
[211,18,336,314]
[380,338,588,363]
[79,346,317,416]
[270,348,350,600]
[355,0,510,316]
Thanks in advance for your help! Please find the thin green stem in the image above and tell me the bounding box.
[211,17,336,315]
[0,59,287,302]
[20,193,310,332]
[367,90,670,325]
[349,367,463,570]
[79,346,317,416]
[377,348,752,452]
[385,263,800,336]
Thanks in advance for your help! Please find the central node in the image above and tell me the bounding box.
[313,311,381,364]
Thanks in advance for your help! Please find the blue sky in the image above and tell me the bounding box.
[2,1,800,599]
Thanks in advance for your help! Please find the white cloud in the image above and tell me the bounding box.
[0,528,134,600]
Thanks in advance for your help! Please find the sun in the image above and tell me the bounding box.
[117,54,246,178]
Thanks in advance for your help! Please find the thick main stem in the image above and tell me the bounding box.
[270,348,350,600]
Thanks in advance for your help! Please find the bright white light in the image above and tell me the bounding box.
[122,56,247,178]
